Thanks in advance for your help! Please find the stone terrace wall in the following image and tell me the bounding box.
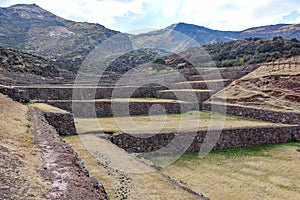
[175,79,232,90]
[110,125,300,154]
[13,86,167,101]
[49,101,197,118]
[0,87,29,103]
[0,85,167,101]
[43,112,77,135]
[157,91,211,103]
[0,87,77,135]
[187,65,259,81]
[203,103,300,124]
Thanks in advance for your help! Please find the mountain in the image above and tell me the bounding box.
[0,4,121,71]
[132,22,300,49]
[1,4,300,73]
[164,37,300,68]
[241,24,300,39]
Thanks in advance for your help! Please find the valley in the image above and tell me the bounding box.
[0,3,300,200]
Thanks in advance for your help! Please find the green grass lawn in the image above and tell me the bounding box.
[163,142,300,200]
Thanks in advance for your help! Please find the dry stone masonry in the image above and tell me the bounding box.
[110,126,300,154]
[203,103,300,124]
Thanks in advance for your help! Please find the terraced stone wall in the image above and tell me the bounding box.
[48,101,197,118]
[110,125,300,154]
[1,85,167,101]
[0,87,29,103]
[203,103,300,124]
[43,112,77,135]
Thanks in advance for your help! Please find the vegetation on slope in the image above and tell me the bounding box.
[0,4,119,72]
[204,37,300,67]
[107,49,159,73]
[132,22,300,51]
[0,46,60,77]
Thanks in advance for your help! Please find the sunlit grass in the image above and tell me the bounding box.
[75,110,282,134]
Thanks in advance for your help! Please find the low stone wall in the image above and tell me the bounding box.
[43,112,77,135]
[175,80,232,90]
[49,101,197,118]
[203,103,300,124]
[0,87,29,103]
[157,90,211,103]
[10,85,167,101]
[110,125,300,154]
[187,65,259,81]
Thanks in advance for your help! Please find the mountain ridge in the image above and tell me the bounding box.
[1,4,300,72]
[0,4,121,72]
[132,22,300,49]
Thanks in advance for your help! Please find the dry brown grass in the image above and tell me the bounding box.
[209,59,300,112]
[175,79,228,84]
[159,89,212,92]
[163,143,300,200]
[30,103,69,113]
[75,111,284,134]
[0,94,50,199]
[47,98,189,103]
[63,135,198,200]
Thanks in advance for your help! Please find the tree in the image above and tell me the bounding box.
[151,57,167,72]
[239,57,245,65]
[152,57,166,65]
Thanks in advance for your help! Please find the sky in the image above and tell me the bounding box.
[1,0,300,33]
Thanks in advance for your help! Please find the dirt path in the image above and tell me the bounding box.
[64,134,206,200]
[30,107,109,200]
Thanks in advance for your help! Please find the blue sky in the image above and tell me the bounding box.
[1,0,300,33]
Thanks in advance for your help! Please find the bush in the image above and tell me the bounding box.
[152,57,166,65]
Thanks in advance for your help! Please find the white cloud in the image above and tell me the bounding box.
[1,0,300,32]
[163,0,179,18]
[177,0,275,30]
[0,0,150,30]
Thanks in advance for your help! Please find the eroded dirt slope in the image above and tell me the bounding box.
[0,93,109,199]
[207,59,300,112]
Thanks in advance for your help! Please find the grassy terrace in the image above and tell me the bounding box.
[47,98,190,103]
[11,85,139,88]
[75,110,288,134]
[158,89,212,92]
[163,143,300,200]
[174,79,229,84]
[30,103,69,113]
